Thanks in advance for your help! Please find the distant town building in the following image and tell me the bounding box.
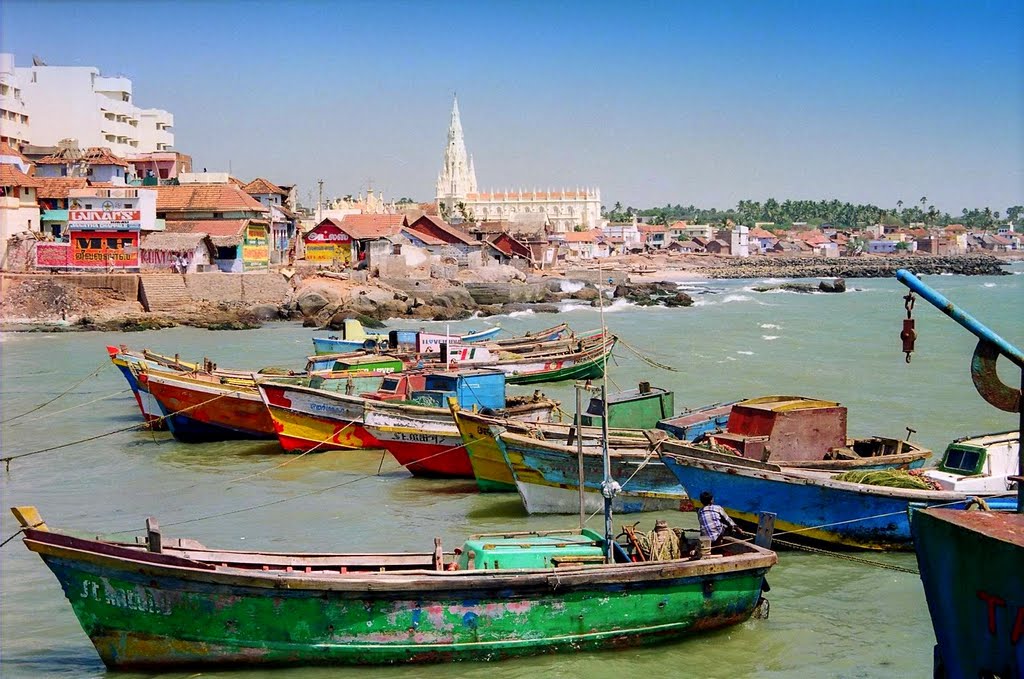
[435,97,602,233]
[0,142,41,264]
[9,53,173,156]
[0,54,30,149]
[730,225,750,257]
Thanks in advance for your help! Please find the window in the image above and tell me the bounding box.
[85,204,93,209]
[124,203,133,208]
[943,448,981,474]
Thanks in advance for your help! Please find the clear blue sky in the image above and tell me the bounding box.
[3,0,1021,213]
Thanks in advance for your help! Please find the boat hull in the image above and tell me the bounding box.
[659,452,984,551]
[367,403,555,479]
[499,435,687,515]
[912,509,1024,678]
[258,383,380,452]
[145,376,275,443]
[110,355,167,429]
[30,536,771,668]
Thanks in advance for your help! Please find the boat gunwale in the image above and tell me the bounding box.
[658,449,1004,501]
[22,529,776,592]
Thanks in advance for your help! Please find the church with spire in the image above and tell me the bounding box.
[435,96,603,234]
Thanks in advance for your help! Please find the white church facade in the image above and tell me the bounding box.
[435,98,603,234]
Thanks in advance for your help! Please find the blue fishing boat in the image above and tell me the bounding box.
[656,401,736,440]
[658,444,1005,550]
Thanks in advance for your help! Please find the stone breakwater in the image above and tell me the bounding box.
[693,254,1008,279]
[0,254,1012,332]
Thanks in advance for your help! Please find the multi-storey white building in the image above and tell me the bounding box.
[7,54,173,156]
[0,54,30,148]
[435,97,603,234]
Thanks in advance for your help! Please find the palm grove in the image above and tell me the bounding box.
[603,198,1022,231]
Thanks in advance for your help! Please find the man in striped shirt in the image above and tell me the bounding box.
[697,490,739,544]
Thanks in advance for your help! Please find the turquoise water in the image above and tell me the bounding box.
[1,268,1021,678]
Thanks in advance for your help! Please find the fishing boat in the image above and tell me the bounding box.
[10,506,776,669]
[312,319,502,355]
[257,369,556,463]
[449,333,617,385]
[141,370,276,442]
[497,429,687,514]
[922,430,1020,492]
[676,395,931,470]
[658,446,1006,550]
[451,401,653,492]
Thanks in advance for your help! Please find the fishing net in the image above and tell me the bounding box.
[833,469,934,490]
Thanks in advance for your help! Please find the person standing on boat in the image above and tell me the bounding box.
[697,491,740,544]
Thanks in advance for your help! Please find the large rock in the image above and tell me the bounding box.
[296,291,330,316]
[251,304,280,321]
[818,278,847,293]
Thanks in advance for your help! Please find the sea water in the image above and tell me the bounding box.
[1,267,1021,678]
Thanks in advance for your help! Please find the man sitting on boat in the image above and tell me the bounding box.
[697,491,741,544]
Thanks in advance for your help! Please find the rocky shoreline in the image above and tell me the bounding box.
[0,253,1015,332]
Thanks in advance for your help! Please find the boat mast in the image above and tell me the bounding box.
[597,261,617,560]
[896,269,1023,513]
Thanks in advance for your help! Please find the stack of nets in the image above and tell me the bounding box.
[833,469,934,490]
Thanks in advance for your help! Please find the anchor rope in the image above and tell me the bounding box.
[0,361,109,425]
[770,537,920,574]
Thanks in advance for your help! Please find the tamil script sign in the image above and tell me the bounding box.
[67,209,142,230]
[304,223,352,263]
[70,230,139,268]
[34,243,71,268]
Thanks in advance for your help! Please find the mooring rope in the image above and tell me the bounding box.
[0,384,249,469]
[0,361,109,425]
[770,537,920,574]
[616,337,682,372]
[3,388,130,427]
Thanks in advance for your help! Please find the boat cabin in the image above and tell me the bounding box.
[706,396,847,462]
[582,382,674,429]
[361,373,429,401]
[408,369,507,410]
[924,431,1020,492]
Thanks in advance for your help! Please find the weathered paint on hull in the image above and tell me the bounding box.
[367,404,555,479]
[659,454,983,551]
[41,554,769,668]
[501,439,687,515]
[912,509,1024,678]
[259,384,380,452]
[504,352,609,385]
[454,414,518,492]
[146,379,274,443]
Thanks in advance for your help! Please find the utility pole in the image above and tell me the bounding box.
[317,179,324,222]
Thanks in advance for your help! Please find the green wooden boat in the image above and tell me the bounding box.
[12,507,776,669]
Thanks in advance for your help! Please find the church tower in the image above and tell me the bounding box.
[436,96,477,213]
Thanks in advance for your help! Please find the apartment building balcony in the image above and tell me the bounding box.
[94,76,132,102]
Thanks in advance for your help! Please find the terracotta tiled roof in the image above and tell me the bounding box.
[408,214,477,245]
[37,146,130,167]
[154,184,268,213]
[945,223,966,232]
[336,213,407,240]
[243,177,288,196]
[561,230,599,242]
[401,227,446,246]
[0,164,42,187]
[668,220,689,229]
[749,227,777,239]
[637,224,667,233]
[35,177,89,199]
[0,140,30,164]
[164,219,259,247]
